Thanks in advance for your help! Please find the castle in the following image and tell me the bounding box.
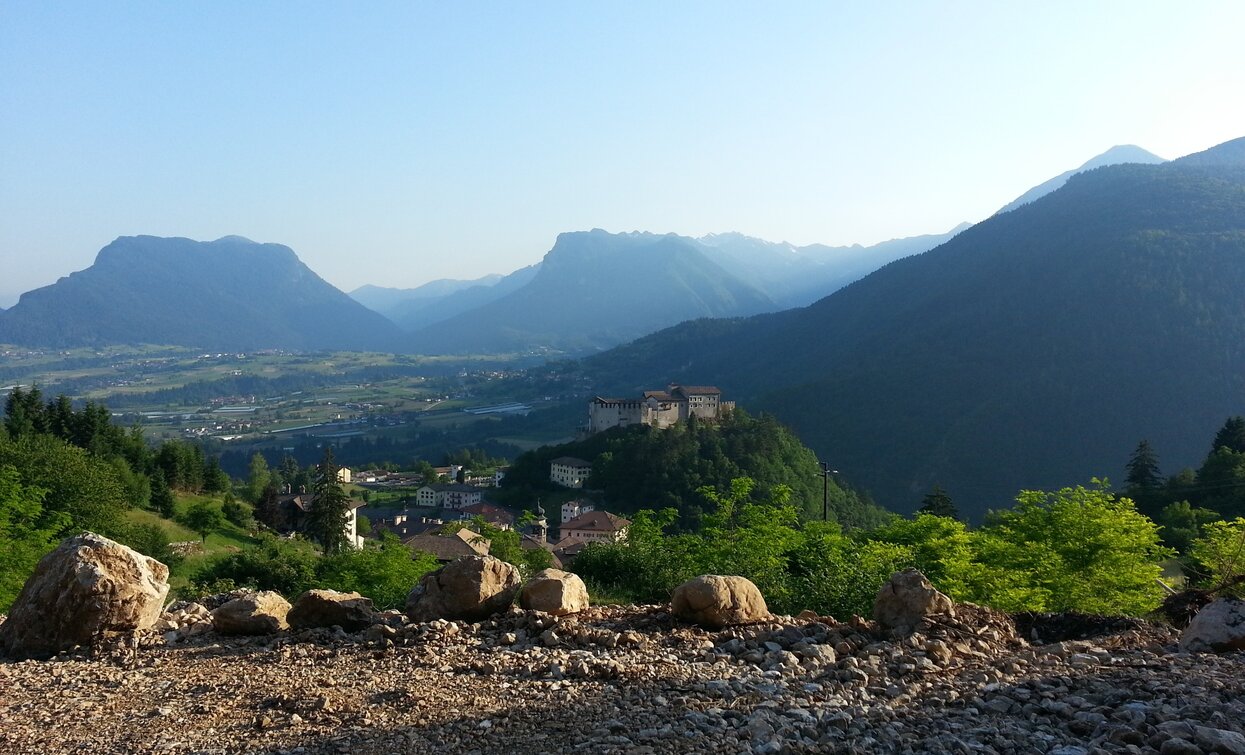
[588,384,733,434]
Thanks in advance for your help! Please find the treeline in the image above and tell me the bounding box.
[573,478,1184,619]
[1123,416,1245,556]
[498,410,890,529]
[0,387,241,608]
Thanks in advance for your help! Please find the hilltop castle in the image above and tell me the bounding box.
[588,384,733,434]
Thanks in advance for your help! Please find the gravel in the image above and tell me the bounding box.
[1,603,1243,754]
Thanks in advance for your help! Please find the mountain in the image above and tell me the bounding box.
[350,269,546,332]
[995,144,1165,215]
[406,230,775,354]
[369,264,541,332]
[582,137,1245,520]
[350,275,503,316]
[697,226,970,309]
[0,236,403,351]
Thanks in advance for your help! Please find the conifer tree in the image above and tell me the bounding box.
[1212,417,1245,455]
[917,485,960,519]
[1125,440,1162,490]
[307,447,351,554]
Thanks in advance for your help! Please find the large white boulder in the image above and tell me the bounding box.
[873,568,955,633]
[211,591,291,635]
[0,532,169,660]
[1180,598,1245,653]
[520,569,590,616]
[671,575,769,629]
[406,555,521,622]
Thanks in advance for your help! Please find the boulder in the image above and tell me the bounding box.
[288,589,379,631]
[1180,598,1245,653]
[211,591,291,635]
[520,569,590,616]
[0,532,169,660]
[405,555,521,622]
[671,575,768,629]
[873,568,954,633]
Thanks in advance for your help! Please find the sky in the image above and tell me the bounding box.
[2,2,1244,307]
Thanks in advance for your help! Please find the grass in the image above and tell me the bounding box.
[124,492,262,596]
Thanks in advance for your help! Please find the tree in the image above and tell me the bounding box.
[316,531,438,609]
[183,501,225,544]
[149,471,177,518]
[414,460,438,484]
[968,482,1172,615]
[0,464,69,611]
[916,486,959,519]
[1189,518,1245,595]
[246,452,271,503]
[1212,417,1245,455]
[203,457,231,494]
[0,433,129,537]
[1125,440,1162,490]
[306,447,352,554]
[221,494,253,529]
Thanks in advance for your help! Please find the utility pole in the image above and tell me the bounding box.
[817,462,837,522]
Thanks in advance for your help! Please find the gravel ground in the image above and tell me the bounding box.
[2,604,1243,755]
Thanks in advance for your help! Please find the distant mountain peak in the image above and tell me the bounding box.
[997,144,1166,215]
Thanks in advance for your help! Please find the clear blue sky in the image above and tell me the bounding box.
[2,2,1243,306]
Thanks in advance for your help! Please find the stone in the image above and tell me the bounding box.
[405,555,521,622]
[0,532,169,659]
[211,591,291,635]
[670,575,769,629]
[287,589,379,631]
[520,569,590,616]
[872,568,954,633]
[1180,598,1245,653]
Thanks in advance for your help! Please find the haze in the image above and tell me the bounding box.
[2,1,1244,307]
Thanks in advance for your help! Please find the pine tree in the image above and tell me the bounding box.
[150,471,176,518]
[917,485,960,519]
[1125,440,1162,489]
[306,447,351,554]
[1212,417,1245,455]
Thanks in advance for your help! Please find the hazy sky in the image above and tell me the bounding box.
[2,2,1243,307]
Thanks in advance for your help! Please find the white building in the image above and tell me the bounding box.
[561,499,596,524]
[550,457,592,488]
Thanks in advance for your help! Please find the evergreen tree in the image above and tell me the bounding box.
[150,471,176,518]
[203,456,230,494]
[1212,417,1245,455]
[307,447,351,554]
[256,482,282,530]
[1125,440,1162,489]
[916,485,959,519]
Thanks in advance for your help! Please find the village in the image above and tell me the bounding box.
[262,384,732,569]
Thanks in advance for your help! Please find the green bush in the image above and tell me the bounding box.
[192,534,318,597]
[316,532,438,609]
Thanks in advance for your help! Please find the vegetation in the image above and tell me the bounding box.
[574,478,1172,618]
[499,410,888,529]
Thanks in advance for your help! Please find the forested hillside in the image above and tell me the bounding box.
[580,137,1245,519]
[497,410,890,529]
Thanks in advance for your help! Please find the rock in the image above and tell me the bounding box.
[872,568,954,633]
[670,575,768,629]
[405,555,521,622]
[287,589,379,631]
[0,532,169,659]
[1180,598,1245,653]
[520,569,590,616]
[211,591,291,635]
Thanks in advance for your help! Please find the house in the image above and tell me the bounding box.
[414,483,484,510]
[369,509,444,539]
[271,491,366,549]
[588,384,734,434]
[403,528,490,563]
[456,501,516,530]
[550,457,592,489]
[337,467,352,484]
[561,499,596,524]
[554,509,630,547]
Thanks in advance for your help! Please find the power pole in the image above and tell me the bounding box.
[817,462,837,521]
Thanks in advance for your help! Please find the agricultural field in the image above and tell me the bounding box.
[1,345,587,473]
